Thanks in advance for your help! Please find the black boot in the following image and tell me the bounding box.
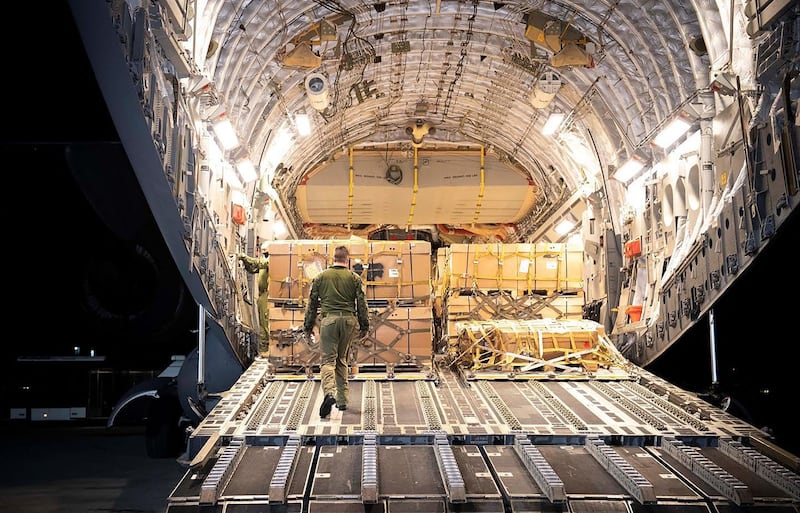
[319,394,336,417]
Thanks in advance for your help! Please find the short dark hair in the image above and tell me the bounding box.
[333,245,349,262]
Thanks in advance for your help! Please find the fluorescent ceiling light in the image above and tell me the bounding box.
[231,189,246,206]
[212,117,240,150]
[613,157,645,182]
[264,126,293,178]
[222,164,243,189]
[236,158,258,183]
[674,129,701,156]
[653,117,691,148]
[542,112,565,135]
[272,219,288,238]
[554,219,575,235]
[567,232,582,245]
[295,112,311,136]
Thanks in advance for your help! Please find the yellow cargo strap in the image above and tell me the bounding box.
[469,245,503,289]
[472,146,485,225]
[406,146,419,229]
[526,245,536,294]
[347,147,354,230]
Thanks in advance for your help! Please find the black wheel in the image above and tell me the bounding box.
[144,396,185,458]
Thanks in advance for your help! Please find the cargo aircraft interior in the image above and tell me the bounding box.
[10,0,800,512]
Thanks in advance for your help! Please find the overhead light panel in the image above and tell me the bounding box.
[542,112,565,135]
[264,127,293,175]
[653,116,692,148]
[212,116,239,150]
[613,156,646,182]
[231,189,246,206]
[272,219,288,238]
[295,112,311,136]
[223,163,243,189]
[554,218,575,235]
[236,157,258,183]
[674,129,701,157]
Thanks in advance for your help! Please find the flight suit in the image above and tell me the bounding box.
[303,265,369,409]
[239,253,270,356]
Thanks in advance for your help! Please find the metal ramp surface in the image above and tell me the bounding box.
[166,360,800,512]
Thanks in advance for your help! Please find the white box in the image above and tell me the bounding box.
[9,408,27,420]
[31,408,72,421]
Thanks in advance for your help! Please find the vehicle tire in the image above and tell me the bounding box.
[144,396,185,458]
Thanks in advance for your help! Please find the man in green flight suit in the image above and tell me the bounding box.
[238,241,270,357]
[303,245,369,417]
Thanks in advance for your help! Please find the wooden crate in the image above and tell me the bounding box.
[268,306,316,366]
[536,293,585,319]
[266,240,332,301]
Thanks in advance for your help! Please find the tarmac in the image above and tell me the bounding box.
[0,422,187,513]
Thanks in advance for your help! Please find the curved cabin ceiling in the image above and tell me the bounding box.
[177,0,746,241]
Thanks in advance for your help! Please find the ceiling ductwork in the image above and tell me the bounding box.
[524,10,594,68]
[405,120,436,147]
[530,71,562,109]
[305,73,330,111]
[283,44,321,68]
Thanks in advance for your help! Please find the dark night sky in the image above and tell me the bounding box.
[8,2,197,340]
[3,3,199,415]
[4,2,799,456]
[648,209,800,457]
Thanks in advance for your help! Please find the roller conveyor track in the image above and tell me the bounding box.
[170,361,800,512]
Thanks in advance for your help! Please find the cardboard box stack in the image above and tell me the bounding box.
[437,242,585,352]
[445,242,583,295]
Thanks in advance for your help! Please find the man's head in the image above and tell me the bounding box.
[333,245,349,264]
